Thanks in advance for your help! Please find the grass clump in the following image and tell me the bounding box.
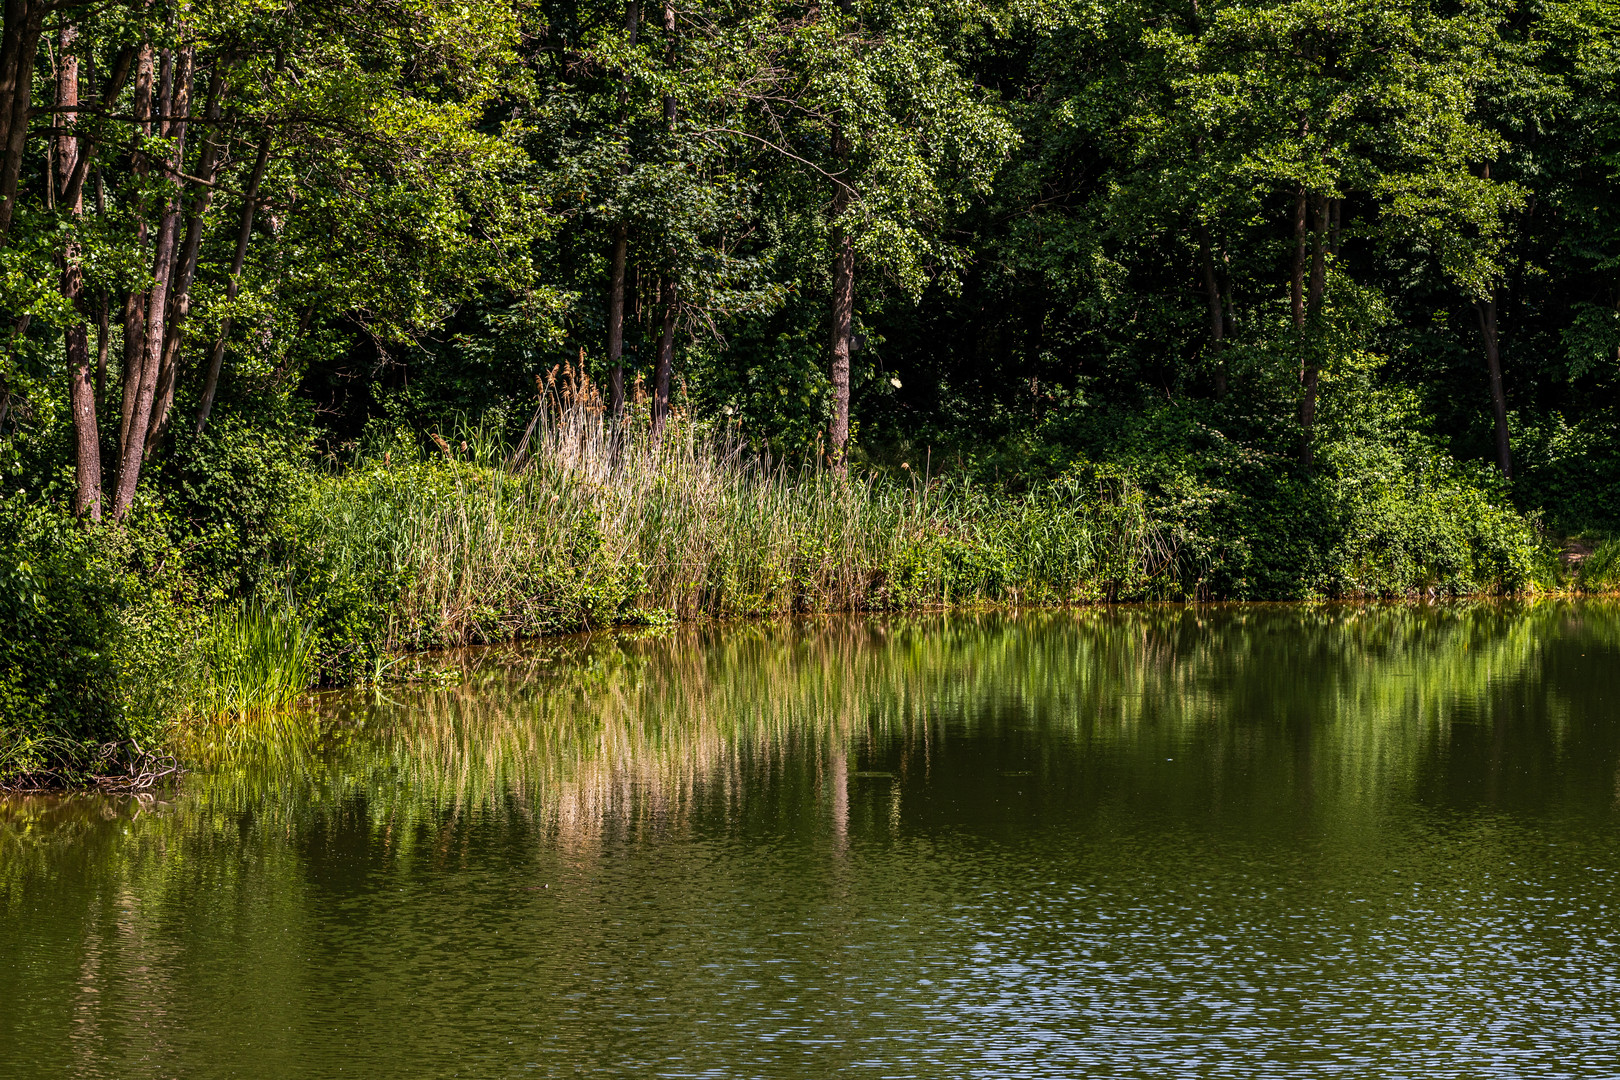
[191,600,316,721]
[1574,536,1620,593]
[275,374,1192,672]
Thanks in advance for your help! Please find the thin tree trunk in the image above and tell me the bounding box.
[114,48,189,519]
[195,130,270,432]
[0,0,26,154]
[1307,192,1327,319]
[0,0,43,242]
[95,290,108,400]
[662,0,676,126]
[607,223,627,414]
[811,0,855,467]
[652,277,676,432]
[1299,192,1329,464]
[118,288,144,456]
[1476,296,1513,478]
[604,1,638,416]
[825,0,855,474]
[1197,223,1226,398]
[57,23,99,519]
[60,45,132,213]
[65,306,97,517]
[1290,186,1307,332]
[646,1,680,433]
[94,165,107,404]
[117,44,155,464]
[147,63,226,452]
[828,164,853,468]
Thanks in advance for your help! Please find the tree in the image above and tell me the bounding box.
[687,0,1016,464]
[2,0,549,518]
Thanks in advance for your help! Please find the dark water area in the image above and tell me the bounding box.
[5,603,1620,1078]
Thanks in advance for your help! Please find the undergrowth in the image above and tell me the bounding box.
[0,369,1564,788]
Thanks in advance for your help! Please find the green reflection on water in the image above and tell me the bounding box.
[4,602,1620,1079]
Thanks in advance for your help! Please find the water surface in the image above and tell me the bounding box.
[5,604,1620,1078]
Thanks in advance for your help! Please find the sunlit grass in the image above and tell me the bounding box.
[190,600,316,720]
[1576,536,1620,593]
[284,368,1186,655]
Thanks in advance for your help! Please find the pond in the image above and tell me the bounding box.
[4,603,1620,1078]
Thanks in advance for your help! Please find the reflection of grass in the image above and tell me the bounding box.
[167,602,1603,831]
[190,601,315,721]
[7,602,1619,901]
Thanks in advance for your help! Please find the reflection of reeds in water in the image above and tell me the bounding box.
[342,625,894,843]
[179,603,1600,838]
[9,602,1611,879]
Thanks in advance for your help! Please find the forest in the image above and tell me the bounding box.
[2,0,1619,785]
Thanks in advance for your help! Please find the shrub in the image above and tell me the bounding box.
[1515,415,1620,532]
[0,499,128,785]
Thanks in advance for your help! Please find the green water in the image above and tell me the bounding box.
[5,604,1620,1078]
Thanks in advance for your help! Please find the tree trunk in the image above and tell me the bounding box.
[147,63,226,452]
[118,288,145,458]
[113,48,189,519]
[607,223,627,414]
[1298,192,1328,463]
[95,290,108,401]
[196,130,271,433]
[66,306,97,517]
[0,0,43,242]
[1289,194,1328,466]
[1476,296,1513,478]
[117,44,155,464]
[57,23,99,519]
[94,164,108,405]
[1197,223,1226,398]
[662,0,676,126]
[1290,186,1307,333]
[828,173,853,468]
[645,0,680,433]
[60,46,132,214]
[1307,192,1327,319]
[601,1,639,416]
[652,277,676,433]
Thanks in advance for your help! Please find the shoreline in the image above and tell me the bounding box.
[9,591,1618,796]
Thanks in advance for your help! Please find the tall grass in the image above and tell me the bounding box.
[284,369,1187,656]
[191,600,316,719]
[1576,536,1620,593]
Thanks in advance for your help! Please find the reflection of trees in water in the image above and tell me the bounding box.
[7,601,1620,886]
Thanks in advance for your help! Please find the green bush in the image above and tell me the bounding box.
[1515,415,1620,533]
[1314,444,1540,597]
[161,399,316,594]
[0,499,128,785]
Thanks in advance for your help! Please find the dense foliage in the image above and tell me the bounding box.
[2,0,1617,783]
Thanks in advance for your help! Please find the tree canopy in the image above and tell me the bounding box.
[2,0,1618,525]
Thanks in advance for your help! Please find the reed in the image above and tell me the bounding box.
[284,368,1185,656]
[1576,536,1620,593]
[191,600,316,720]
